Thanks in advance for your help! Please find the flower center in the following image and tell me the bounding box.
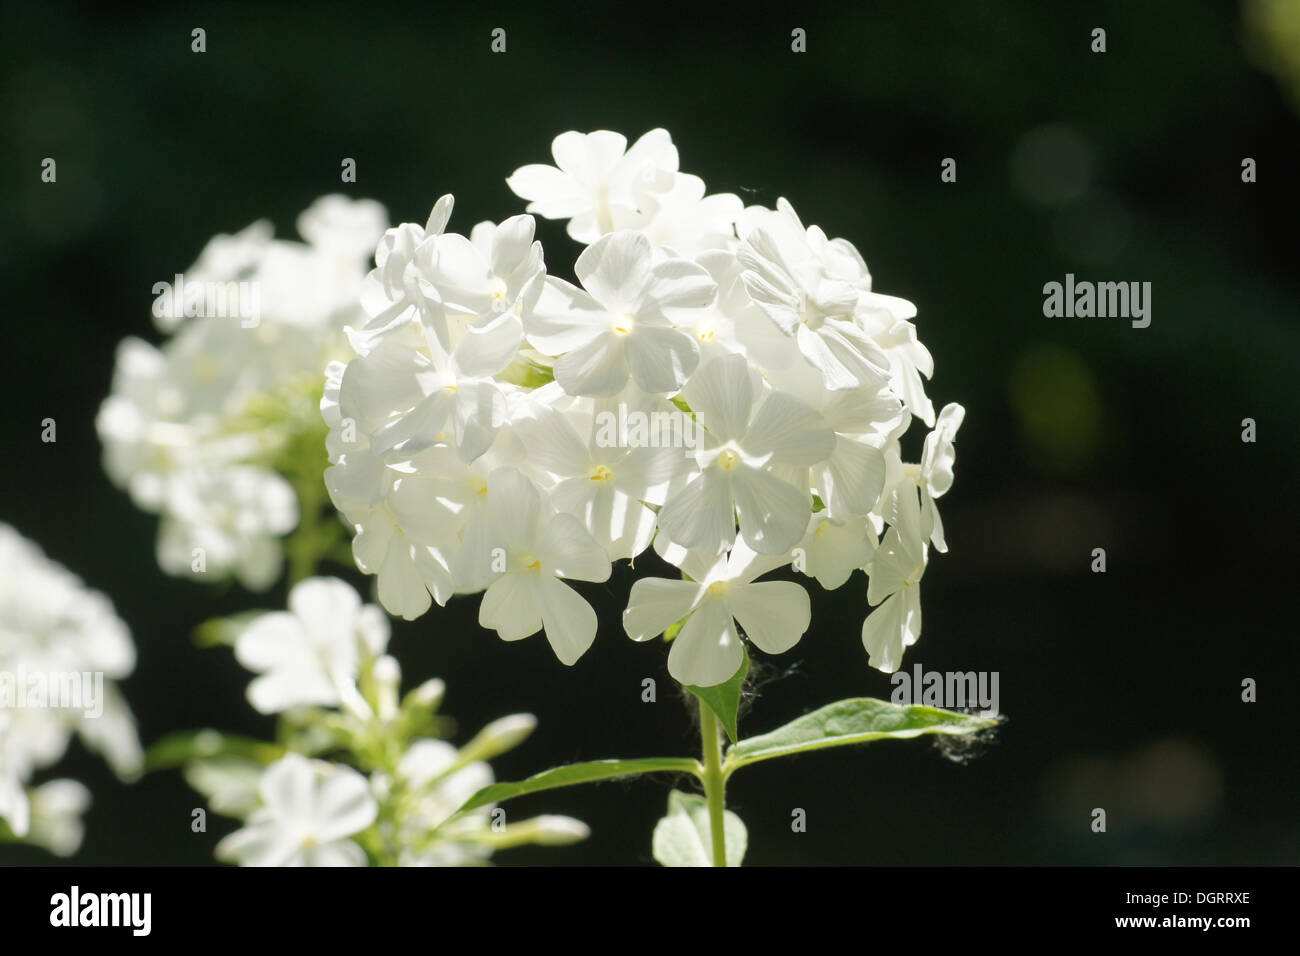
[589,464,614,482]
[612,313,635,335]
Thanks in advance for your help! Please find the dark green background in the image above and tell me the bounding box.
[2,0,1297,865]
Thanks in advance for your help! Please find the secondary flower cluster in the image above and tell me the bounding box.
[0,524,141,855]
[192,577,586,866]
[97,196,389,589]
[324,130,964,685]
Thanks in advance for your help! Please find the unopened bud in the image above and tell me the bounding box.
[531,815,590,845]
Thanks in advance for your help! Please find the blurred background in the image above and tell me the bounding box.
[1,0,1297,865]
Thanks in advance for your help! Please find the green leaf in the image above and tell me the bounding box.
[452,757,701,818]
[684,650,749,745]
[145,730,281,772]
[725,698,1000,772]
[652,790,747,867]
[193,611,267,648]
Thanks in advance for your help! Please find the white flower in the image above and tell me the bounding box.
[233,577,389,714]
[619,172,744,257]
[657,354,835,555]
[738,199,891,391]
[99,195,389,588]
[915,402,964,552]
[624,537,810,687]
[797,512,877,590]
[527,230,715,396]
[512,388,680,561]
[439,214,547,323]
[0,525,141,843]
[156,465,299,591]
[297,195,388,262]
[24,780,91,857]
[861,480,930,672]
[476,468,612,665]
[337,314,519,461]
[856,305,936,427]
[353,196,454,350]
[324,131,964,678]
[215,755,378,867]
[507,129,678,243]
[395,739,495,867]
[805,383,900,521]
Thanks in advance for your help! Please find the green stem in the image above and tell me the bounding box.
[699,698,728,867]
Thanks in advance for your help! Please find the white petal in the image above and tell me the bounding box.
[655,468,735,555]
[744,391,835,465]
[554,331,629,396]
[727,580,810,655]
[506,164,588,218]
[314,766,379,843]
[339,342,436,432]
[377,536,432,620]
[514,404,592,476]
[259,754,316,816]
[234,612,304,671]
[454,312,524,378]
[795,323,870,391]
[641,257,717,323]
[487,468,542,550]
[537,576,598,665]
[553,130,627,183]
[575,231,654,311]
[625,325,699,394]
[453,381,506,461]
[525,277,608,355]
[861,592,907,672]
[668,598,743,687]
[623,577,703,642]
[301,840,368,867]
[479,573,543,640]
[683,354,752,442]
[819,438,885,518]
[288,577,362,644]
[538,513,611,582]
[731,467,809,555]
[490,214,537,276]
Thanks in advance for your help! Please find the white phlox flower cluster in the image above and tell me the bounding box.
[324,130,965,686]
[0,524,142,855]
[97,196,389,589]
[200,577,586,866]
